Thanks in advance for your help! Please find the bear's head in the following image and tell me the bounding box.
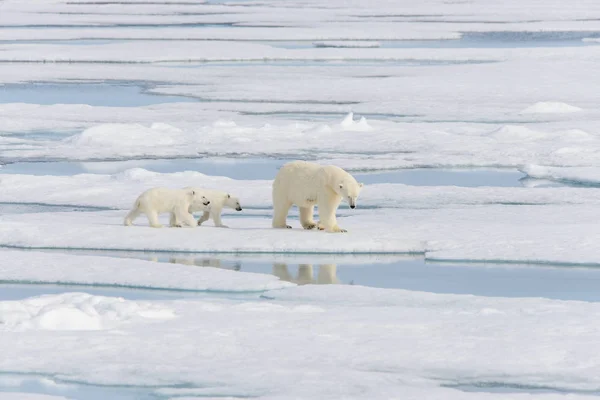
[224,193,243,211]
[336,180,364,209]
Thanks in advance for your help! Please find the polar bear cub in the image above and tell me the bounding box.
[124,187,210,228]
[272,160,363,233]
[170,188,242,228]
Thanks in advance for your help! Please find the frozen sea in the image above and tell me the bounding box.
[3,0,600,399]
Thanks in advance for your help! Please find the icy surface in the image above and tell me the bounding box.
[0,250,292,292]
[3,204,600,265]
[520,102,583,114]
[3,169,600,264]
[2,287,600,398]
[3,0,600,397]
[0,292,175,331]
[5,116,600,169]
[521,164,600,186]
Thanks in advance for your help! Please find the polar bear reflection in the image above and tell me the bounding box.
[167,257,241,271]
[272,263,340,285]
[154,257,340,285]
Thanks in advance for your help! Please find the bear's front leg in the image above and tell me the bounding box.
[197,211,210,226]
[317,198,346,233]
[317,221,347,233]
[299,206,317,230]
[329,225,348,233]
[211,209,228,228]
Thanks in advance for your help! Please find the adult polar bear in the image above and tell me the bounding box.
[272,161,363,233]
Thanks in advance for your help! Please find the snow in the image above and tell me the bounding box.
[0,250,292,292]
[521,164,600,186]
[3,203,600,265]
[4,0,600,398]
[5,167,600,267]
[5,117,600,169]
[0,292,175,331]
[520,102,583,114]
[66,122,186,150]
[2,286,600,398]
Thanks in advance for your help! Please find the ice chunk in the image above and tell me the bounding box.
[0,293,175,331]
[66,123,184,148]
[520,164,600,186]
[339,112,372,131]
[520,102,583,114]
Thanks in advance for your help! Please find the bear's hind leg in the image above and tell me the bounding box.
[124,207,141,226]
[169,212,178,227]
[174,207,197,228]
[272,200,292,229]
[299,206,317,230]
[146,211,163,228]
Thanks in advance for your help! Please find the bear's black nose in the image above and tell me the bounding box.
[350,205,356,209]
[236,207,242,211]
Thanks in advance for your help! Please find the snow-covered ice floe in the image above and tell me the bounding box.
[520,101,583,114]
[521,164,600,187]
[2,285,600,398]
[4,169,600,264]
[3,204,600,265]
[5,115,600,170]
[0,292,175,331]
[0,250,292,292]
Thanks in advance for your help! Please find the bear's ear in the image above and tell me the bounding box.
[227,194,231,198]
[339,183,344,189]
[359,182,364,188]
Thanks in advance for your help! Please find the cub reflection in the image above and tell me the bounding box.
[272,263,340,285]
[148,256,340,285]
[167,257,241,271]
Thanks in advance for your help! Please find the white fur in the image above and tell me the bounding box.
[171,188,242,228]
[124,187,210,228]
[272,160,363,233]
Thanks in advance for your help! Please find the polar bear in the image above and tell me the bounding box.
[124,187,210,228]
[170,188,242,228]
[272,160,363,233]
